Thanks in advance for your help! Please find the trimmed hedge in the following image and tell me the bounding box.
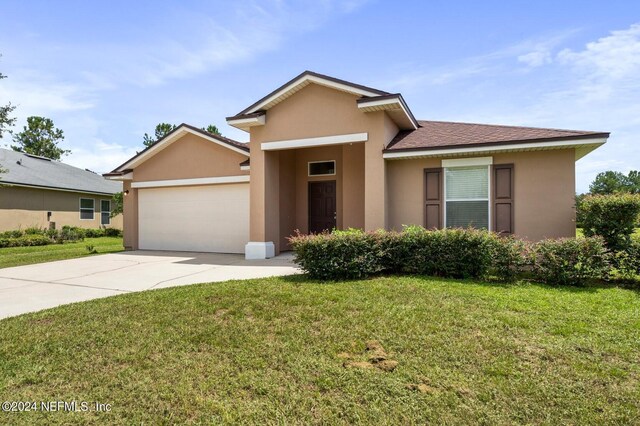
[0,226,122,248]
[529,237,610,286]
[290,227,528,282]
[290,227,615,286]
[581,193,640,251]
[0,234,51,248]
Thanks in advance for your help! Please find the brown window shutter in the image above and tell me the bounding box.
[424,168,443,229]
[493,164,514,234]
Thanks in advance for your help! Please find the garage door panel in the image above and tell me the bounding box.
[138,184,249,253]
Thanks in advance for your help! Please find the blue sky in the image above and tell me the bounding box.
[1,0,639,192]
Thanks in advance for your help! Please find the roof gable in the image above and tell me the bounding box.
[234,71,389,117]
[109,124,249,174]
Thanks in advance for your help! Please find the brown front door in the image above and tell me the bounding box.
[308,181,336,234]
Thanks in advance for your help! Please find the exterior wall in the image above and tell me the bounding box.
[0,185,122,231]
[121,132,249,250]
[122,181,138,250]
[386,149,576,241]
[249,83,390,253]
[133,133,249,182]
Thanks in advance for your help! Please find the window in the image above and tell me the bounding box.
[444,166,489,229]
[308,161,336,176]
[101,200,111,225]
[80,198,95,220]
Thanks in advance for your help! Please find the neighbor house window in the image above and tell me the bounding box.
[101,200,111,225]
[308,161,336,176]
[444,165,490,229]
[80,198,95,220]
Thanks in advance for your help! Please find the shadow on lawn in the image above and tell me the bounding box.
[279,273,640,295]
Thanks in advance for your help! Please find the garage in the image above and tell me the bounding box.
[138,183,249,253]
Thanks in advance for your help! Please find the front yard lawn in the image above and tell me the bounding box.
[0,237,124,269]
[1,276,638,424]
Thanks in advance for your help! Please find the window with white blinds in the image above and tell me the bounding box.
[444,166,489,229]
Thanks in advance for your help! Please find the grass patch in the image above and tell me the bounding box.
[0,276,638,424]
[576,227,640,238]
[0,237,123,269]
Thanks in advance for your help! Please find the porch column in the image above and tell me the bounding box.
[246,146,279,259]
[363,127,387,231]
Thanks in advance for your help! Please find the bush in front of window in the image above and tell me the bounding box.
[103,227,122,237]
[580,193,640,252]
[529,237,610,286]
[290,227,529,282]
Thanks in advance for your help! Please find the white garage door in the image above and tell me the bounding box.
[138,183,249,253]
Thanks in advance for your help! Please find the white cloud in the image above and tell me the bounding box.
[557,23,640,79]
[518,49,552,67]
[65,139,138,174]
[0,71,95,117]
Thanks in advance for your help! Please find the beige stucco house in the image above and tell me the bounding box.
[0,148,122,231]
[105,71,609,259]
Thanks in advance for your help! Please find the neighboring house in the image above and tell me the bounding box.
[0,148,122,231]
[105,71,609,259]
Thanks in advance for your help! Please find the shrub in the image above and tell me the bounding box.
[103,227,122,237]
[396,227,495,279]
[84,228,105,238]
[23,227,46,235]
[612,239,640,281]
[581,193,640,251]
[291,226,504,281]
[0,230,23,238]
[289,229,384,280]
[530,237,610,286]
[0,234,52,248]
[486,234,528,282]
[60,226,85,242]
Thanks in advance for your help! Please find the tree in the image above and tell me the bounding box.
[142,122,222,148]
[0,56,17,139]
[142,122,176,148]
[589,170,640,195]
[110,192,123,218]
[11,116,70,160]
[202,124,221,135]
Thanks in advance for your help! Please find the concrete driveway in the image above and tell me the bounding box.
[0,251,300,320]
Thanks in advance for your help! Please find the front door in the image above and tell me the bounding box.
[308,181,336,234]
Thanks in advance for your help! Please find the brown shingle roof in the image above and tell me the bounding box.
[385,120,609,152]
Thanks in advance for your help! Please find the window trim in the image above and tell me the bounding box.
[443,165,491,231]
[79,197,95,221]
[100,199,111,226]
[308,160,336,177]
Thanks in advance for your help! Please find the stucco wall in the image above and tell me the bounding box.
[0,186,122,232]
[386,149,576,241]
[248,83,390,252]
[133,133,249,182]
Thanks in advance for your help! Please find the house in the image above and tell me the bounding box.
[105,71,609,259]
[0,148,123,231]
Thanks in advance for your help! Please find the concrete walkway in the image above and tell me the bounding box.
[0,251,300,319]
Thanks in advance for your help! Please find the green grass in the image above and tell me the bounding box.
[0,276,638,424]
[0,237,124,268]
[576,227,640,238]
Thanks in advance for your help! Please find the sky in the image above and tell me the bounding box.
[1,0,639,193]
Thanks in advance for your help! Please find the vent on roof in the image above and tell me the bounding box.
[25,153,52,161]
[85,169,98,174]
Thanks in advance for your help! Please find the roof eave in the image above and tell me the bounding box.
[383,136,608,161]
